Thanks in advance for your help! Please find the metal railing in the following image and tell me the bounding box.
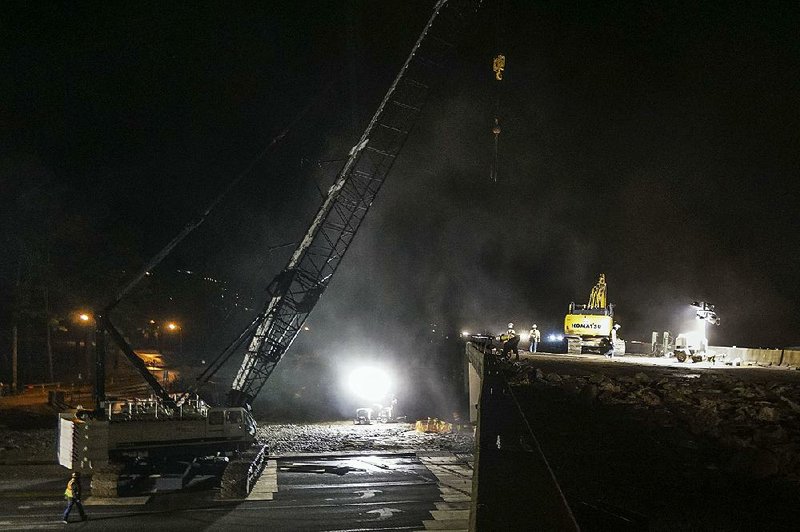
[245,444,269,494]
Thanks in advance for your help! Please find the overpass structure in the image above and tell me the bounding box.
[465,341,580,531]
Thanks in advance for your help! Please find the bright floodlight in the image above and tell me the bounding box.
[347,367,391,402]
[79,313,90,322]
[461,331,470,337]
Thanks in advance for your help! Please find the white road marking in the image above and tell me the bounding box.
[366,507,402,520]
[354,489,382,499]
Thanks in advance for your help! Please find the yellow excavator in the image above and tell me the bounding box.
[564,274,625,356]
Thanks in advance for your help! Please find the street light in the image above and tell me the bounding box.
[74,311,93,382]
[164,321,183,356]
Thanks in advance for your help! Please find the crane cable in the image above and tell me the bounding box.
[490,0,506,182]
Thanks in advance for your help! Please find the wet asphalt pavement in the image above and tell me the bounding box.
[0,423,474,531]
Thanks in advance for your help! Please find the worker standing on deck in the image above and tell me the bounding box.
[529,324,541,353]
[611,323,620,344]
[501,323,520,361]
[601,337,614,358]
[62,472,87,523]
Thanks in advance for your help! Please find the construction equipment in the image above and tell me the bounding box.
[672,333,709,362]
[57,0,480,497]
[223,0,479,409]
[564,274,625,355]
[354,403,406,425]
[670,301,721,363]
[354,408,373,425]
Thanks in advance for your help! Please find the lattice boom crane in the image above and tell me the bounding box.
[226,0,480,408]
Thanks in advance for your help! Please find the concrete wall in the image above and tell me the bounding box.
[709,346,800,367]
[466,343,483,423]
[781,349,800,367]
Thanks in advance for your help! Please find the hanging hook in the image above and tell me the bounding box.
[492,54,506,81]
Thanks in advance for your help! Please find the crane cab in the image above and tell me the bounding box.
[205,407,257,442]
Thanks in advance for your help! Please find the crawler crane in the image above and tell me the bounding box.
[57,0,480,497]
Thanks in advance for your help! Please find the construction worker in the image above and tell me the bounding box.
[500,323,520,361]
[529,324,541,353]
[601,336,614,358]
[611,323,620,344]
[62,471,87,523]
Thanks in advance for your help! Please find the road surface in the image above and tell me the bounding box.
[0,452,473,531]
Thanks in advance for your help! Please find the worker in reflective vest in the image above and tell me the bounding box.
[500,323,520,361]
[529,324,541,353]
[62,472,87,523]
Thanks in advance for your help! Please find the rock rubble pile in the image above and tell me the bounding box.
[256,422,474,454]
[513,366,800,481]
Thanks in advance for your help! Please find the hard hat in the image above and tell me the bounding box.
[507,322,514,328]
[613,324,621,329]
[532,324,537,328]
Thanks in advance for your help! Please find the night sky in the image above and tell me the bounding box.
[3,0,799,377]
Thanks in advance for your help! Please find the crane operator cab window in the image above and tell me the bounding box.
[226,410,242,425]
[208,410,224,426]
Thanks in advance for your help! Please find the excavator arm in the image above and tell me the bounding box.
[587,273,607,309]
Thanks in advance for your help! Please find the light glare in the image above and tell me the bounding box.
[347,367,391,402]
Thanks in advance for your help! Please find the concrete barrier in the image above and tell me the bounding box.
[625,341,653,355]
[710,346,783,366]
[780,349,800,368]
[752,348,783,366]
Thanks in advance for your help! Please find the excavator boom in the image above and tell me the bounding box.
[587,273,607,309]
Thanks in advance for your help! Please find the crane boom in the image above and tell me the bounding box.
[226,0,480,407]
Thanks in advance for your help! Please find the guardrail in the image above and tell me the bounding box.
[245,444,268,494]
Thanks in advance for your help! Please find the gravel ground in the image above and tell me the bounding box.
[256,421,474,455]
[509,358,800,531]
[0,428,56,463]
[1,420,474,464]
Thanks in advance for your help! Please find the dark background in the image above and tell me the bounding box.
[2,1,798,409]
